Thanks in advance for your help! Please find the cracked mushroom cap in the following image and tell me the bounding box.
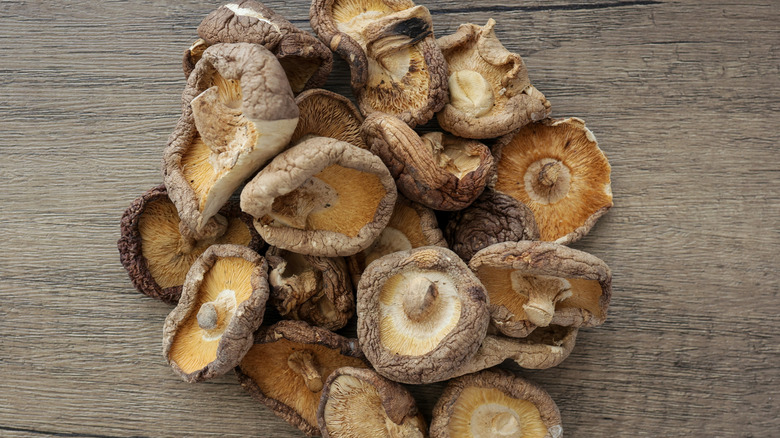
[317,367,427,438]
[310,0,448,127]
[162,244,269,383]
[362,113,494,211]
[118,185,263,304]
[240,136,397,257]
[267,246,354,331]
[163,42,299,238]
[445,189,539,263]
[436,19,551,139]
[493,117,613,245]
[430,369,562,438]
[237,320,368,436]
[357,246,490,384]
[289,89,366,149]
[469,241,611,338]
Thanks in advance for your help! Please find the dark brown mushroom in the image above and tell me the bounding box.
[266,246,354,331]
[492,117,613,244]
[430,369,562,438]
[310,0,448,127]
[240,136,397,257]
[362,113,494,211]
[290,88,366,149]
[436,19,551,139]
[357,246,490,384]
[164,42,299,239]
[317,367,427,438]
[162,244,269,383]
[237,320,368,436]
[118,185,263,304]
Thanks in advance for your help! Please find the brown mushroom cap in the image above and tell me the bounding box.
[357,246,490,384]
[162,244,269,383]
[164,42,299,238]
[267,246,354,331]
[237,320,368,436]
[430,369,562,438]
[362,113,494,211]
[310,0,448,127]
[445,189,539,263]
[469,241,611,338]
[317,367,427,438]
[436,19,551,139]
[118,185,263,304]
[290,89,366,148]
[492,117,613,244]
[240,136,397,257]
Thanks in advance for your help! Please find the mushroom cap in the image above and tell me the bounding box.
[163,42,298,237]
[445,189,539,263]
[290,89,366,149]
[117,185,263,304]
[362,113,494,211]
[436,19,551,139]
[266,246,354,331]
[357,246,490,384]
[162,244,269,383]
[236,320,368,436]
[492,117,613,244]
[469,241,611,337]
[310,0,448,127]
[430,369,562,438]
[240,136,397,257]
[317,367,427,438]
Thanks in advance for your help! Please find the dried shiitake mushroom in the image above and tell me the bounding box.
[162,244,269,383]
[430,369,562,438]
[118,185,263,304]
[290,88,366,149]
[493,117,612,244]
[362,113,494,211]
[470,241,611,338]
[267,246,354,331]
[436,19,550,139]
[310,0,448,127]
[357,246,490,384]
[164,42,299,238]
[317,367,427,438]
[445,189,539,263]
[240,136,397,257]
[237,320,368,436]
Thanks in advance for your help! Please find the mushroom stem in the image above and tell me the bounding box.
[491,411,521,436]
[178,234,198,254]
[197,302,220,330]
[403,276,439,322]
[287,350,323,392]
[538,160,562,187]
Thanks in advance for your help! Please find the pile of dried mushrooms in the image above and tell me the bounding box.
[118,1,614,436]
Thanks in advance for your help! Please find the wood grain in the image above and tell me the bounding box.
[1,0,778,436]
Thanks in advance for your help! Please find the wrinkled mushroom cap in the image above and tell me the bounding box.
[162,244,269,382]
[317,367,427,438]
[237,321,368,436]
[436,19,551,139]
[240,136,397,257]
[290,89,366,148]
[357,246,490,384]
[493,117,613,244]
[430,369,562,438]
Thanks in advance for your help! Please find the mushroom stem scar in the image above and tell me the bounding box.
[287,350,323,392]
[491,411,521,436]
[178,234,197,255]
[538,161,562,187]
[196,302,219,330]
[403,276,439,321]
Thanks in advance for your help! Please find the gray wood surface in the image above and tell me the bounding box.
[1,0,778,436]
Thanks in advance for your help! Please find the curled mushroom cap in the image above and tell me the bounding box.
[267,246,354,331]
[436,19,551,139]
[237,321,368,436]
[493,117,612,244]
[162,244,269,382]
[357,246,490,384]
[290,89,366,149]
[164,42,299,238]
[469,241,611,338]
[431,369,562,438]
[118,185,263,304]
[362,113,494,211]
[240,136,397,257]
[310,0,448,127]
[317,367,427,438]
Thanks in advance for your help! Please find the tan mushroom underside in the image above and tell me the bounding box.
[449,387,548,438]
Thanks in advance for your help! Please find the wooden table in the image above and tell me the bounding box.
[2,0,778,436]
